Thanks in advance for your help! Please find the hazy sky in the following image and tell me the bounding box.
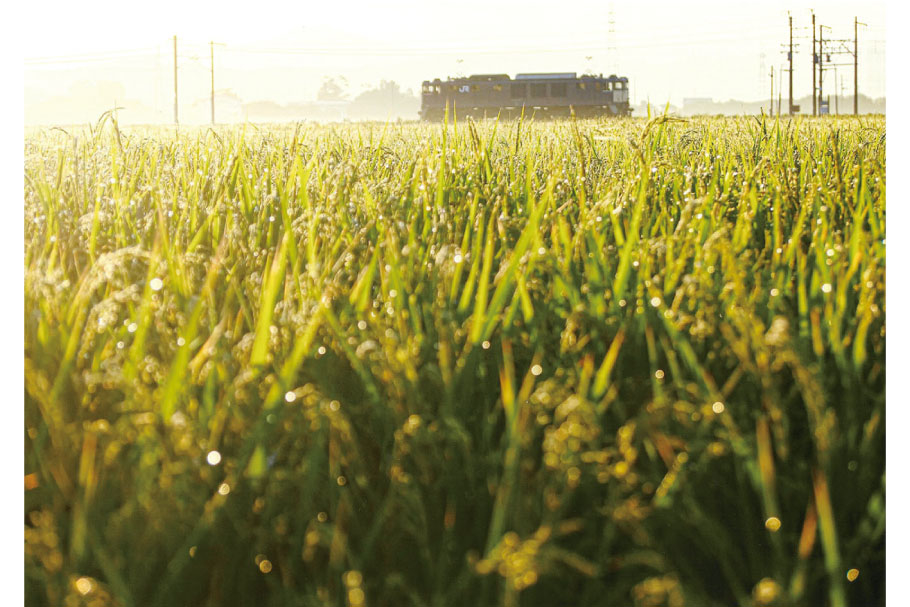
[23,0,886,121]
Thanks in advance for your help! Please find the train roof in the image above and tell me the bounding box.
[466,74,511,81]
[423,72,628,84]
[515,72,576,80]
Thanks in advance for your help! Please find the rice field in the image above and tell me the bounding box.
[24,113,885,606]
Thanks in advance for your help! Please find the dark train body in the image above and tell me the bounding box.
[420,72,631,121]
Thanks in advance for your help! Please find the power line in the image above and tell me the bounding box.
[25,52,158,66]
[773,11,877,115]
[28,24,881,68]
[25,47,158,63]
[24,20,886,120]
[218,29,786,57]
[27,33,790,68]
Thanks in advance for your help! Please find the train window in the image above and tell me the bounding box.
[550,83,566,97]
[511,83,527,98]
[595,82,604,91]
[531,83,547,98]
[577,82,586,90]
[493,84,503,92]
[470,85,479,92]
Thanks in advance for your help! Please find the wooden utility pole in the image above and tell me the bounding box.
[854,17,866,115]
[210,41,215,125]
[811,12,816,116]
[173,35,178,125]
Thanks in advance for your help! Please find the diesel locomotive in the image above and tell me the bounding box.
[420,72,632,121]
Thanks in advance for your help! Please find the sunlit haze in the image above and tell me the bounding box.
[23,0,885,124]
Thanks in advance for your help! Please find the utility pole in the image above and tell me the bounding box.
[832,67,837,114]
[778,66,783,116]
[788,13,794,114]
[155,45,161,118]
[837,70,842,115]
[173,35,178,125]
[854,17,859,115]
[818,25,825,115]
[854,17,866,115]
[811,12,816,116]
[770,66,774,117]
[210,41,215,125]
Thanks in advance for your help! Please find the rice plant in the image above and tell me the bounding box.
[24,113,885,606]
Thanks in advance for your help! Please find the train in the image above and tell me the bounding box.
[420,72,632,121]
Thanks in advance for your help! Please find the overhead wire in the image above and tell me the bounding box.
[24,26,885,101]
[26,24,792,66]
